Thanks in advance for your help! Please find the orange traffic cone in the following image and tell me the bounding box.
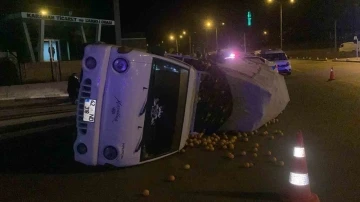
[329,67,335,81]
[282,131,320,202]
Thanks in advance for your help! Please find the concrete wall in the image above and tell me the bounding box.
[20,60,81,83]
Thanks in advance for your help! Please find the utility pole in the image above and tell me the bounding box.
[113,0,122,45]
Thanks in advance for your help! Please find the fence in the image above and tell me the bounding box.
[19,60,81,84]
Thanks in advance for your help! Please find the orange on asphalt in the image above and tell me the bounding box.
[142,189,150,196]
[184,164,190,169]
[168,175,175,182]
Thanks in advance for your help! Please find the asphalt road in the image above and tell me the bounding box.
[0,60,359,202]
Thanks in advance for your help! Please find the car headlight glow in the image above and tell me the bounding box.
[77,143,88,154]
[85,57,97,69]
[103,146,118,160]
[113,58,129,73]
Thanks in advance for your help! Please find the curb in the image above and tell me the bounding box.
[0,94,68,101]
[332,59,360,63]
[291,58,328,61]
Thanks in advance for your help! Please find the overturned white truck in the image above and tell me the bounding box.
[168,52,290,133]
[73,44,289,167]
[216,56,290,132]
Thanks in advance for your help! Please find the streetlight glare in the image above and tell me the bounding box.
[290,0,295,3]
[180,35,183,38]
[267,0,273,3]
[206,21,212,28]
[169,35,174,40]
[222,22,225,26]
[40,9,48,15]
[183,31,186,35]
[263,31,268,35]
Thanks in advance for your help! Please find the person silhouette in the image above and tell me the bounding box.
[67,73,80,104]
[48,45,56,61]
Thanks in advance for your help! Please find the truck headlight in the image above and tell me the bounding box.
[113,58,129,73]
[103,146,118,160]
[77,143,88,154]
[85,57,97,69]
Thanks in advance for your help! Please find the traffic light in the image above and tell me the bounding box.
[247,11,252,26]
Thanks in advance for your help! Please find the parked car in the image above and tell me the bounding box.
[257,49,291,75]
[243,55,278,72]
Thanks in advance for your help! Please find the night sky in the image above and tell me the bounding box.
[1,0,359,49]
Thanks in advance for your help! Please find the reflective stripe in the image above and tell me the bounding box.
[289,172,309,186]
[293,147,305,158]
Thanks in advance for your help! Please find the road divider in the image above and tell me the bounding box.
[0,111,75,128]
[332,58,360,63]
[292,57,328,61]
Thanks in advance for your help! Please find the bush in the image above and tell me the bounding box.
[0,58,19,86]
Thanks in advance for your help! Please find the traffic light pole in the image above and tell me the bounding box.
[244,32,247,53]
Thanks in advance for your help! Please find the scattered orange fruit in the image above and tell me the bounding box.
[142,189,150,197]
[168,175,175,182]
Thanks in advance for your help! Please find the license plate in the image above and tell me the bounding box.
[83,99,96,122]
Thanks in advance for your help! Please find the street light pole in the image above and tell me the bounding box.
[113,0,122,45]
[334,20,337,51]
[216,27,218,50]
[175,39,179,53]
[280,2,283,49]
[189,35,192,55]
